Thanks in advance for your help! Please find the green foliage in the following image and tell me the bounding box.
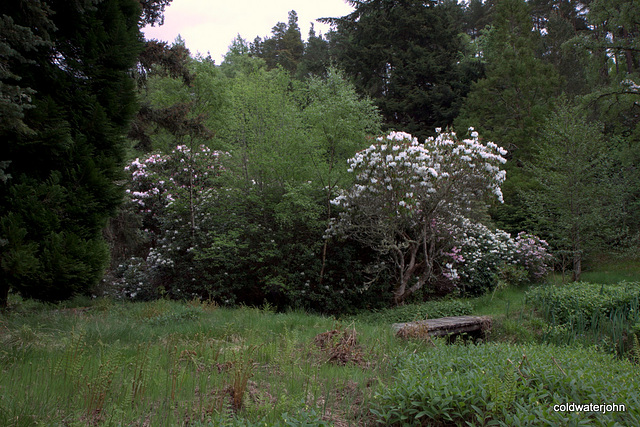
[526,281,640,355]
[527,98,615,280]
[0,0,143,306]
[107,59,387,313]
[250,10,304,74]
[526,281,640,326]
[456,0,560,159]
[372,342,640,425]
[455,0,561,234]
[352,299,473,325]
[328,0,472,139]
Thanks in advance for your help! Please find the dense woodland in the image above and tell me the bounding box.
[1,0,639,312]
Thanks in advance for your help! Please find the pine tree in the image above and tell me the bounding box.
[455,0,560,233]
[296,24,330,79]
[251,10,304,74]
[527,99,613,280]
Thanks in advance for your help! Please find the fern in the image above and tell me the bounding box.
[489,363,517,415]
[55,331,86,389]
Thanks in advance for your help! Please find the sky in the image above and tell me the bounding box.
[142,0,355,64]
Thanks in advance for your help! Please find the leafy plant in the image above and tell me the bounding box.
[372,342,640,425]
[527,281,640,355]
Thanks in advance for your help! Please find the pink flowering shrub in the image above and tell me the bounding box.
[446,219,553,295]
[513,232,553,281]
[114,144,227,299]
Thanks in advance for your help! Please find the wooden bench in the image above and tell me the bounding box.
[392,315,492,338]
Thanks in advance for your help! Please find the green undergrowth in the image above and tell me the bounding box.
[3,271,640,426]
[526,281,640,326]
[0,296,417,426]
[349,298,473,324]
[526,281,640,356]
[373,341,640,426]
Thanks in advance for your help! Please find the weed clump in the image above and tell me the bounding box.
[313,327,365,366]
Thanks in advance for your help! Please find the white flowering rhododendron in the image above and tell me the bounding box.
[329,129,509,303]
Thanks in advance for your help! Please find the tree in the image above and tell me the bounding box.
[325,0,472,140]
[455,0,560,234]
[526,99,612,280]
[302,67,381,283]
[295,24,330,79]
[456,0,559,159]
[251,10,304,74]
[587,0,640,77]
[0,0,144,307]
[0,1,53,137]
[329,129,507,304]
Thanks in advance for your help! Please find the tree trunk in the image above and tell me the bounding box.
[318,189,332,286]
[393,241,421,305]
[572,252,581,282]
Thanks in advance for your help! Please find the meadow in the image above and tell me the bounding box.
[1,261,640,426]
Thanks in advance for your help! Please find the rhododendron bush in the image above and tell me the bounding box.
[112,129,551,307]
[451,219,553,295]
[329,130,551,303]
[114,144,227,299]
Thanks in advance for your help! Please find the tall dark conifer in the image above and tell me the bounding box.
[251,10,304,74]
[0,0,145,306]
[325,0,470,140]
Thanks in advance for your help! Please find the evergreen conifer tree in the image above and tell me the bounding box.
[325,0,470,140]
[0,0,144,307]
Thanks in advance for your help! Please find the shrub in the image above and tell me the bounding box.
[450,219,553,296]
[372,342,640,425]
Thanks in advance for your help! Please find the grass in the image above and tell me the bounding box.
[468,283,530,317]
[0,296,420,426]
[546,257,640,285]
[2,260,640,425]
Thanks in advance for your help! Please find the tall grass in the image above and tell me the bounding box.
[0,296,414,426]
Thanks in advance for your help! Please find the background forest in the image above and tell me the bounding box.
[1,0,639,312]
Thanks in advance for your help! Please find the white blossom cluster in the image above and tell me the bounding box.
[446,217,553,290]
[622,79,640,92]
[452,217,517,286]
[331,128,507,219]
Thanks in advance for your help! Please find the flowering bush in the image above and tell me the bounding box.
[117,144,228,298]
[447,220,552,295]
[513,232,553,281]
[329,129,508,303]
[104,257,155,301]
[329,129,554,301]
[448,218,516,295]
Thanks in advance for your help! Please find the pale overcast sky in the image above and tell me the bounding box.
[142,0,355,63]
